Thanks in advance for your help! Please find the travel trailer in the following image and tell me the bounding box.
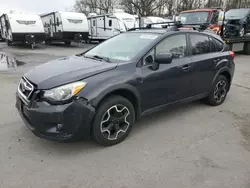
[88,10,138,41]
[141,16,173,28]
[0,13,45,49]
[41,11,89,46]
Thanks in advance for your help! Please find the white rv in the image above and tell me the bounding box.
[0,13,45,48]
[88,11,138,41]
[141,16,173,28]
[41,11,89,45]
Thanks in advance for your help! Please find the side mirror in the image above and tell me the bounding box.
[155,53,173,64]
[145,55,154,64]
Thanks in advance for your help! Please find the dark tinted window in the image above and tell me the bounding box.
[190,34,211,55]
[93,20,96,26]
[109,20,112,27]
[156,34,187,59]
[213,38,224,51]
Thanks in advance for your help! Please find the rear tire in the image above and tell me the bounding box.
[92,96,135,146]
[206,75,229,106]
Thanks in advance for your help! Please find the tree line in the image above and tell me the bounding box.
[74,0,250,16]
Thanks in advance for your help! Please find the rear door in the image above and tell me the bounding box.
[188,33,218,95]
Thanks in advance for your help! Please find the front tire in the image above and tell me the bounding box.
[92,96,135,146]
[206,75,229,106]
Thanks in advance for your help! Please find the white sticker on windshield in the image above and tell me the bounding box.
[140,35,158,40]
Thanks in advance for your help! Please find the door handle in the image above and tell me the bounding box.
[182,65,191,72]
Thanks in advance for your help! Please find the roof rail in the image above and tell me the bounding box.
[128,21,211,32]
[146,21,181,28]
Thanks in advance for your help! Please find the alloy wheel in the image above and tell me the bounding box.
[213,80,227,103]
[100,105,130,141]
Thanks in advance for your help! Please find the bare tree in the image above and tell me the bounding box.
[74,0,250,17]
[74,0,118,14]
[121,0,169,16]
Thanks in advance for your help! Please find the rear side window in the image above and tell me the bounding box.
[190,34,211,55]
[212,38,224,52]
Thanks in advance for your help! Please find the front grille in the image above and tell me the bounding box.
[18,77,34,103]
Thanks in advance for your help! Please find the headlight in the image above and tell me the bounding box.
[43,81,86,102]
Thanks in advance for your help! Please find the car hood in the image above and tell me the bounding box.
[24,56,118,89]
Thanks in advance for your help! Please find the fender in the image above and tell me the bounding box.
[92,83,141,110]
[212,66,232,85]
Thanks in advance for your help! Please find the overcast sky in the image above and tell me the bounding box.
[0,0,76,14]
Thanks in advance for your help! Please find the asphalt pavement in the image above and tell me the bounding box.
[0,42,250,188]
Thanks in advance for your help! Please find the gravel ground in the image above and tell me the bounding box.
[0,42,250,188]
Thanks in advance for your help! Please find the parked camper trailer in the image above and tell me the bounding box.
[0,13,45,48]
[88,11,138,41]
[41,12,89,46]
[141,16,173,28]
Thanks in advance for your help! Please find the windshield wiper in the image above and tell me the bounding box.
[84,54,110,63]
[93,55,110,63]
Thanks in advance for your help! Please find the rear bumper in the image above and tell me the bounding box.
[16,95,95,141]
[45,32,89,41]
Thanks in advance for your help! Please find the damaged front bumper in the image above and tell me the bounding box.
[16,94,95,141]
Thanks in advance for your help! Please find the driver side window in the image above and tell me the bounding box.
[143,34,187,66]
[156,34,187,59]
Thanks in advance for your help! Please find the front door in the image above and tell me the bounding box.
[139,34,193,111]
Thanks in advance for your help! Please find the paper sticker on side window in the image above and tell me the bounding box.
[140,35,158,40]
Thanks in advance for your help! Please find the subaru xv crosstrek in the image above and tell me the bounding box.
[16,27,235,146]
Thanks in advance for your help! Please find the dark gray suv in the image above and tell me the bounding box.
[16,26,235,146]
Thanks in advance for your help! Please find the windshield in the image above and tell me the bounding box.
[84,33,159,62]
[177,11,209,24]
[225,9,249,20]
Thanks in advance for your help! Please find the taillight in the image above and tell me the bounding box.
[229,51,235,60]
